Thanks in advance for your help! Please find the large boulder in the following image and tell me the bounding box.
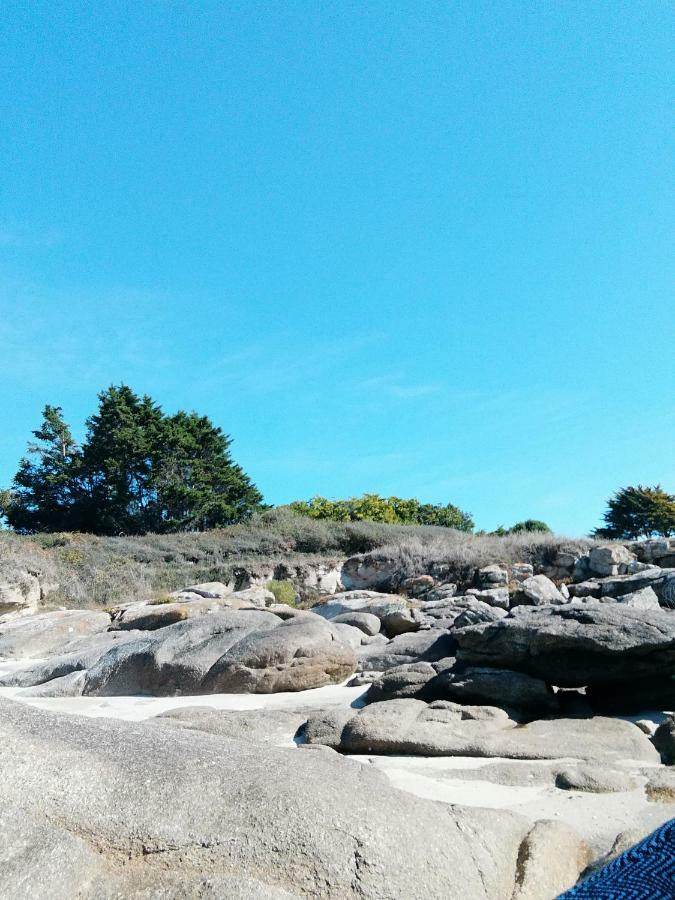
[340,555,401,591]
[310,591,407,622]
[511,820,591,900]
[0,609,110,658]
[358,628,456,671]
[305,699,659,762]
[455,605,675,687]
[83,609,281,696]
[0,697,533,899]
[588,545,636,577]
[0,629,144,688]
[434,666,560,716]
[201,616,357,693]
[599,567,675,604]
[330,611,381,635]
[517,574,567,606]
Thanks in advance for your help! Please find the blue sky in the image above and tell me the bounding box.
[1,1,673,535]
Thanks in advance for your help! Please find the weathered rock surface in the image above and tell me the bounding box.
[310,591,407,622]
[652,715,675,763]
[81,610,357,696]
[0,609,111,658]
[588,545,636,578]
[645,768,675,802]
[518,574,567,606]
[358,629,455,671]
[330,611,381,635]
[434,666,560,716]
[455,605,675,687]
[0,697,533,899]
[153,706,310,745]
[554,765,638,793]
[465,587,510,609]
[366,661,443,703]
[306,699,659,761]
[511,819,591,900]
[598,567,675,603]
[200,616,357,694]
[0,629,143,688]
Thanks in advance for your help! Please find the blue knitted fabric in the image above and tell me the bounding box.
[558,818,675,898]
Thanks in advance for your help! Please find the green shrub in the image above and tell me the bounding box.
[265,579,297,606]
[288,494,474,531]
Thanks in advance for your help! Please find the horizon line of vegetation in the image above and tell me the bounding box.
[1,385,673,542]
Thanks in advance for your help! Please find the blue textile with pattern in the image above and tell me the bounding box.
[558,818,675,898]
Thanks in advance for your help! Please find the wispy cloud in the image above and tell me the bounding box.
[354,373,443,399]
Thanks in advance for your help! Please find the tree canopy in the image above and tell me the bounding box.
[594,485,675,540]
[1,386,263,534]
[289,493,474,531]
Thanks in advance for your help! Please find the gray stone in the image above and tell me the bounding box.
[477,564,509,588]
[230,586,276,607]
[200,616,356,693]
[600,567,675,604]
[307,700,660,762]
[400,574,436,596]
[358,628,456,672]
[110,601,191,630]
[589,545,636,577]
[178,581,232,598]
[424,583,458,602]
[0,697,533,899]
[465,587,510,609]
[366,662,440,703]
[83,609,281,696]
[518,574,567,605]
[652,715,675,763]
[555,765,638,793]
[18,670,87,697]
[511,819,591,900]
[330,611,380,635]
[452,601,507,627]
[645,768,675,802]
[310,591,407,622]
[435,666,559,716]
[0,629,143,688]
[455,605,675,687]
[153,706,310,746]
[331,622,367,650]
[0,609,111,658]
[568,581,602,599]
[511,563,534,583]
[379,607,423,637]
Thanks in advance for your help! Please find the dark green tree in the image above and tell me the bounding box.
[154,410,263,531]
[1,406,80,532]
[2,386,264,534]
[594,485,675,540]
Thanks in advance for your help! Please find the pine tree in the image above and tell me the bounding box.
[1,405,80,532]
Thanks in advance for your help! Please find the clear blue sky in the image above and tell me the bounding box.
[1,1,673,536]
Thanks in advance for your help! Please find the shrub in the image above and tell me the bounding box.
[288,494,474,531]
[265,579,297,606]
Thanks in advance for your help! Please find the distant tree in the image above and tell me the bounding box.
[2,386,263,535]
[289,494,474,532]
[508,519,552,534]
[594,485,675,540]
[1,405,81,532]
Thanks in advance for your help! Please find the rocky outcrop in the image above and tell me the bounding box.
[310,590,407,622]
[511,820,591,900]
[0,696,538,900]
[0,609,111,658]
[454,605,675,687]
[305,698,659,761]
[81,610,357,696]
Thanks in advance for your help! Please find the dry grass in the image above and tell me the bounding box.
[0,509,597,609]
